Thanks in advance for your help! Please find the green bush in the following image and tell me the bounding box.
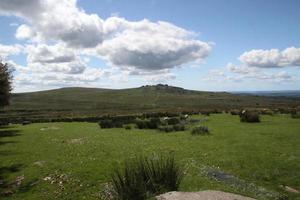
[158,126,174,133]
[22,121,31,125]
[191,126,209,135]
[166,117,180,125]
[240,110,260,123]
[173,124,185,131]
[111,154,182,200]
[291,112,300,119]
[124,125,132,130]
[230,109,240,115]
[99,119,114,128]
[135,118,160,129]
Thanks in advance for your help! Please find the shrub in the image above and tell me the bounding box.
[260,109,274,115]
[22,121,31,125]
[201,111,210,116]
[291,112,300,119]
[135,118,160,129]
[230,109,240,115]
[99,119,114,128]
[158,126,174,133]
[124,125,132,130]
[191,126,209,135]
[173,124,185,131]
[239,110,260,123]
[166,117,180,125]
[189,119,200,124]
[0,118,9,126]
[111,154,182,200]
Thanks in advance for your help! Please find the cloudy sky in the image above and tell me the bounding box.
[0,0,299,92]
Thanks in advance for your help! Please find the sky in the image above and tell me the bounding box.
[0,0,299,92]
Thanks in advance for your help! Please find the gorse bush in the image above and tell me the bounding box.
[99,119,123,128]
[166,117,180,125]
[191,126,209,135]
[172,124,185,131]
[230,109,240,115]
[111,154,182,200]
[291,112,300,119]
[135,118,161,129]
[124,125,132,130]
[239,110,260,123]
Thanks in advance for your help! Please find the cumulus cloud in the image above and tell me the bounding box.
[0,0,211,71]
[0,44,23,58]
[204,63,294,83]
[98,18,211,71]
[15,67,105,87]
[0,0,213,90]
[15,24,36,40]
[0,0,104,48]
[239,47,300,68]
[24,44,86,74]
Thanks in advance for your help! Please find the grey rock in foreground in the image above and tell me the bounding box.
[156,190,256,200]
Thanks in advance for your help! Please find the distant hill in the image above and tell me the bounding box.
[1,84,299,120]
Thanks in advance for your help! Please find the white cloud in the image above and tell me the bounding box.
[15,24,36,40]
[23,44,87,74]
[98,18,211,71]
[0,0,104,48]
[239,47,300,68]
[0,0,213,91]
[204,63,293,83]
[0,1,211,71]
[26,44,76,64]
[0,44,23,58]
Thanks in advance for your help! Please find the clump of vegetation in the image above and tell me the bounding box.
[189,119,201,124]
[173,124,185,131]
[158,126,174,133]
[22,121,31,126]
[291,111,300,119]
[230,109,240,115]
[166,117,180,125]
[158,124,185,133]
[99,119,123,129]
[111,154,182,200]
[239,110,260,123]
[135,118,160,129]
[260,108,274,115]
[191,126,209,135]
[124,125,132,130]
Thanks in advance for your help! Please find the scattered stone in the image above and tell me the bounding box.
[40,126,60,131]
[99,183,115,200]
[15,175,24,186]
[2,189,13,196]
[67,138,85,145]
[156,190,256,200]
[280,185,300,194]
[33,161,46,167]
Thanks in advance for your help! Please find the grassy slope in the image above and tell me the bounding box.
[1,114,299,199]
[2,86,300,119]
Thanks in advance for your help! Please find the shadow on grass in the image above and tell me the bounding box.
[0,126,33,197]
[0,129,21,138]
[0,164,24,196]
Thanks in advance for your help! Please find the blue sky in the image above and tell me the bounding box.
[0,0,299,92]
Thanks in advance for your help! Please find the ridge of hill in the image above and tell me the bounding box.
[1,84,299,120]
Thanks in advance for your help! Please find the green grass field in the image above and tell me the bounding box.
[1,114,299,199]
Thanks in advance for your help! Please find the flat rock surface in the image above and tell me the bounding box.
[156,190,256,200]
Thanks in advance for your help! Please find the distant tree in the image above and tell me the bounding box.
[0,60,13,108]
